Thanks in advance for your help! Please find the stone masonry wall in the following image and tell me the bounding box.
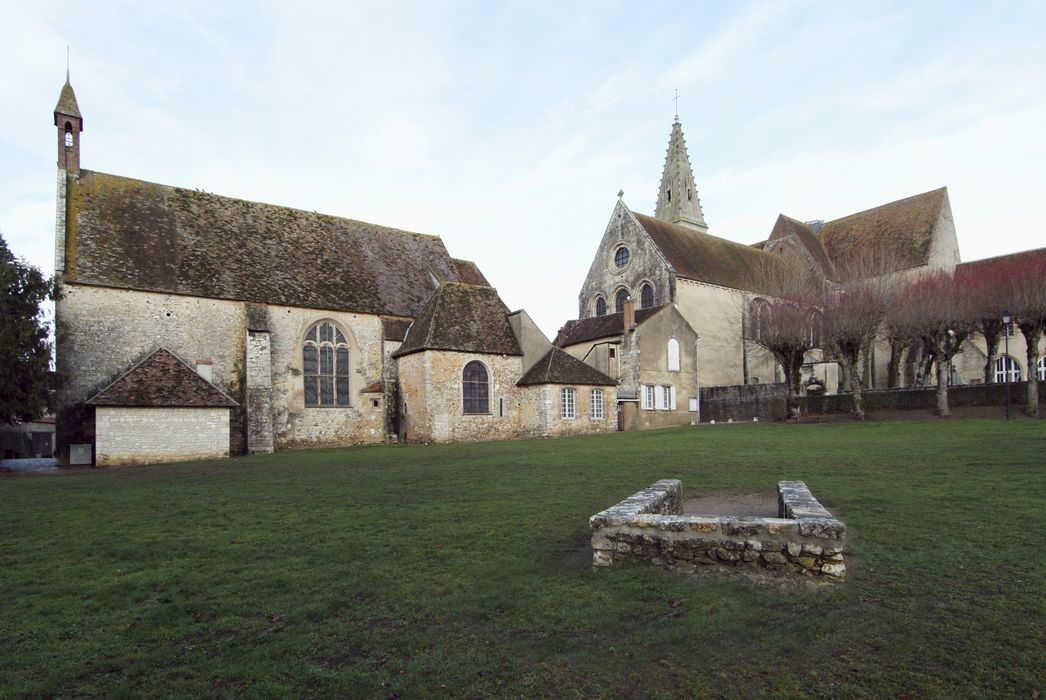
[591,479,846,579]
[95,407,229,466]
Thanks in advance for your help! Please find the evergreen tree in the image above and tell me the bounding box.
[0,232,55,422]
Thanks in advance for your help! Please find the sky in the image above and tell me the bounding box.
[2,1,1045,337]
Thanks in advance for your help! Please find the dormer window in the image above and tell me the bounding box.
[64,123,73,148]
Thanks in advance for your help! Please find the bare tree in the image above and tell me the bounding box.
[744,258,825,419]
[888,272,977,416]
[956,263,1010,384]
[821,249,900,419]
[996,253,1046,416]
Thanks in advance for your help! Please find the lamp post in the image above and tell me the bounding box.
[1002,310,1011,421]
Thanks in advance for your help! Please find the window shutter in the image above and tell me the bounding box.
[670,386,677,410]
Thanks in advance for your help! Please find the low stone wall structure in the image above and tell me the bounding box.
[590,479,846,579]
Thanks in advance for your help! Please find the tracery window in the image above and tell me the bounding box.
[615,289,630,314]
[463,361,489,414]
[595,296,607,317]
[640,283,654,309]
[303,321,350,407]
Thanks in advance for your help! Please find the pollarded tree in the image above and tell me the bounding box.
[996,253,1046,416]
[821,249,900,419]
[956,261,1011,385]
[744,258,825,419]
[888,271,977,417]
[0,232,55,422]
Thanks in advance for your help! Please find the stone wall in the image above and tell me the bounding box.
[799,381,1045,415]
[700,383,788,422]
[94,407,229,466]
[590,479,846,579]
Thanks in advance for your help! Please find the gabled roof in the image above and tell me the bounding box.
[554,306,662,347]
[392,283,522,358]
[633,212,787,291]
[818,188,947,273]
[54,81,82,124]
[67,170,479,318]
[517,347,616,386]
[86,349,238,408]
[768,214,835,278]
[955,247,1046,275]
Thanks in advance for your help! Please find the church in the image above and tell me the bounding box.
[52,78,616,466]
[559,115,1046,416]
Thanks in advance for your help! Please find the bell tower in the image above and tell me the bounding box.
[54,71,83,176]
[654,117,708,234]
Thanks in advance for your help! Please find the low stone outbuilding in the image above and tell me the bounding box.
[86,349,238,466]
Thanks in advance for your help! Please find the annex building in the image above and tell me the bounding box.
[52,79,615,465]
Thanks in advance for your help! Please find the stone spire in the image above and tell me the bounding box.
[54,74,83,176]
[654,118,707,233]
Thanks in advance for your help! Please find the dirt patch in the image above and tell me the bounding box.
[682,492,778,517]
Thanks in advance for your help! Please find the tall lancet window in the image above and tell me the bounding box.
[64,123,73,148]
[303,321,351,407]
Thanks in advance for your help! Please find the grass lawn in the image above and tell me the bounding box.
[1,420,1044,698]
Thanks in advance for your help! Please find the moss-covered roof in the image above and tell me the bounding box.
[54,81,82,125]
[554,307,661,347]
[87,348,238,408]
[768,214,836,278]
[392,283,522,358]
[68,170,479,318]
[634,213,787,290]
[517,347,616,386]
[381,317,414,343]
[818,188,946,273]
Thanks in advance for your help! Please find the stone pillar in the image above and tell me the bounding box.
[245,304,274,454]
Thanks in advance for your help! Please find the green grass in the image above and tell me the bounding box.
[1,420,1044,698]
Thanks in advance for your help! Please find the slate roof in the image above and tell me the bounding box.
[554,306,662,347]
[818,188,947,273]
[392,283,522,357]
[633,213,788,291]
[86,349,238,408]
[768,214,835,278]
[66,170,479,318]
[517,347,616,386]
[381,317,414,343]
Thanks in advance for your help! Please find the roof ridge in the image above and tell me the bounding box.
[823,187,947,228]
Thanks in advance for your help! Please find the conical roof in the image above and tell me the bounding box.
[654,119,706,232]
[54,80,83,127]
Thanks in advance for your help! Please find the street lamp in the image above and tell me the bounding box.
[1002,310,1011,421]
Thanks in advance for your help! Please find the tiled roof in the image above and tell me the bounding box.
[381,317,413,343]
[448,258,490,286]
[554,306,661,347]
[54,81,82,122]
[87,349,238,408]
[768,214,836,278]
[819,188,947,273]
[392,283,522,358]
[955,247,1046,275]
[517,347,616,386]
[67,170,479,318]
[633,213,788,290]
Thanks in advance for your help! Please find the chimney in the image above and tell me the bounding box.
[623,297,636,331]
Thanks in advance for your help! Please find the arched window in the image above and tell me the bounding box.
[303,321,350,406]
[640,283,654,309]
[1038,357,1045,381]
[614,246,630,268]
[809,310,823,347]
[749,298,770,342]
[595,296,607,317]
[667,338,680,371]
[64,123,73,148]
[462,361,489,414]
[994,355,1022,383]
[615,289,630,314]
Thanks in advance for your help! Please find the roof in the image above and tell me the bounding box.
[554,306,662,347]
[818,188,947,273]
[86,349,238,408]
[768,214,835,278]
[381,317,413,343]
[392,283,522,358]
[67,170,479,318]
[633,212,786,290]
[54,81,82,124]
[448,258,490,286]
[955,247,1046,276]
[517,347,616,386]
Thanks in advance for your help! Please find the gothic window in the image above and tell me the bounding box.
[994,355,1022,383]
[64,123,73,148]
[667,338,680,371]
[614,246,630,268]
[615,289,629,314]
[640,283,654,309]
[303,321,350,407]
[591,389,605,420]
[463,361,489,414]
[749,298,770,342]
[595,296,607,317]
[561,387,577,419]
[687,188,692,201]
[667,189,672,202]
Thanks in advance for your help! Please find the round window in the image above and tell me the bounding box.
[614,246,630,268]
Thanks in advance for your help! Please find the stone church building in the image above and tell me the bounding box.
[52,79,615,465]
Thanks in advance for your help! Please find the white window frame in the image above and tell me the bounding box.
[643,385,655,410]
[667,338,680,372]
[591,389,605,420]
[561,387,577,420]
[1039,357,1045,381]
[994,355,1022,383]
[688,397,698,412]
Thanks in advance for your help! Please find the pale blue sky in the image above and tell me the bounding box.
[3,1,1045,336]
